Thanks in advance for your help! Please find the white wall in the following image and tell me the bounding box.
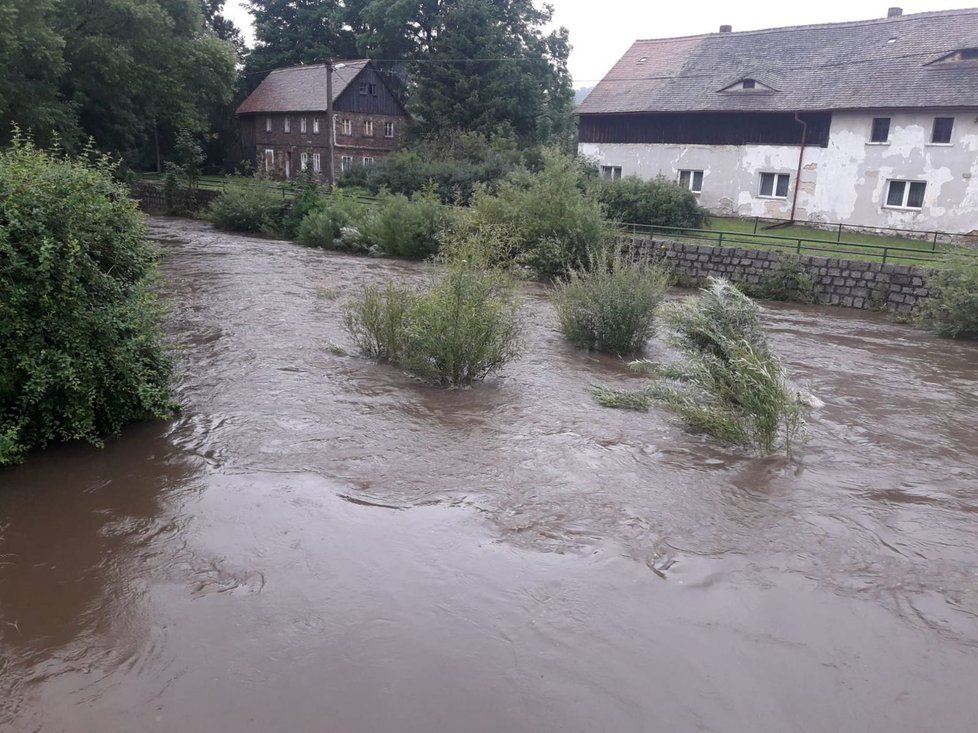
[579,110,978,233]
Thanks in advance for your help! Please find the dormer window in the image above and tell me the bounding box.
[927,48,978,64]
[718,78,775,93]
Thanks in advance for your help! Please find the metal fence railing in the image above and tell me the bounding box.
[617,222,978,265]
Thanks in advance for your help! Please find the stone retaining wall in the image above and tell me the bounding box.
[130,181,221,214]
[618,236,932,313]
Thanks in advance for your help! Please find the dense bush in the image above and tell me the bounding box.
[917,254,978,338]
[651,278,804,455]
[343,260,524,387]
[0,137,173,465]
[738,255,818,304]
[592,176,709,230]
[207,175,287,234]
[551,247,669,355]
[461,149,612,277]
[295,191,370,251]
[361,190,448,259]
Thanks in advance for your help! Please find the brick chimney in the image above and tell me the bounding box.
[887,7,903,17]
[719,24,732,33]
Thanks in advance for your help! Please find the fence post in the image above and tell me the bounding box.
[933,232,939,252]
[718,231,724,246]
[753,217,759,235]
[796,239,802,254]
[837,223,843,242]
[882,248,888,264]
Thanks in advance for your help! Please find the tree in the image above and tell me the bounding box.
[246,0,359,78]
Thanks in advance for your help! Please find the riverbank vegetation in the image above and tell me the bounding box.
[0,137,173,466]
[916,254,978,339]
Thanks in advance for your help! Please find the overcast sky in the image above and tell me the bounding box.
[225,1,975,85]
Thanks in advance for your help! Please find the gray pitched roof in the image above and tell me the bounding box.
[236,60,372,114]
[578,9,978,115]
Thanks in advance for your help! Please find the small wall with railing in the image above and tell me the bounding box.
[618,235,932,313]
[130,181,221,214]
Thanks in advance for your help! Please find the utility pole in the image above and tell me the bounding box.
[325,59,335,186]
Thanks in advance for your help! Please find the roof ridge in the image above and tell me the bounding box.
[633,7,978,43]
[268,59,371,74]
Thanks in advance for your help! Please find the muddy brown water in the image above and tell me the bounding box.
[2,216,978,732]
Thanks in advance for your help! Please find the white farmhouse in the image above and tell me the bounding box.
[577,7,978,233]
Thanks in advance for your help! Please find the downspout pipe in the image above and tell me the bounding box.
[789,112,808,223]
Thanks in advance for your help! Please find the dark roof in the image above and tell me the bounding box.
[577,9,978,115]
[237,60,373,114]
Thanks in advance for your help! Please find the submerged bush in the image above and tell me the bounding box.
[343,260,524,387]
[551,247,669,355]
[361,189,447,259]
[207,175,286,234]
[461,149,612,277]
[592,176,709,230]
[917,253,978,338]
[651,278,804,455]
[0,136,173,465]
[296,191,369,251]
[739,255,818,304]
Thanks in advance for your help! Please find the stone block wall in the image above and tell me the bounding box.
[618,236,932,313]
[130,181,221,215]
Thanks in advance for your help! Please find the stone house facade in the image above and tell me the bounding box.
[237,60,409,183]
[578,8,978,233]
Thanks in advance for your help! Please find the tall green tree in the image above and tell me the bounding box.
[246,0,359,78]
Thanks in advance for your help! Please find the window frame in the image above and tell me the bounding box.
[930,117,954,145]
[283,117,290,133]
[300,117,307,133]
[363,156,375,166]
[341,119,352,136]
[884,179,926,210]
[678,169,704,193]
[869,117,891,144]
[384,121,395,138]
[359,82,368,95]
[265,117,272,133]
[758,172,790,199]
[264,148,274,172]
[313,153,321,173]
[600,165,622,181]
[363,119,374,137]
[340,155,353,172]
[313,117,320,134]
[300,152,309,170]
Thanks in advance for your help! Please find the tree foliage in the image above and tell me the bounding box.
[0,136,173,465]
[0,0,238,165]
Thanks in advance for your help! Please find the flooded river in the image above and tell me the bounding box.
[2,216,978,732]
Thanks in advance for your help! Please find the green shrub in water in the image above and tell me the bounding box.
[738,255,818,304]
[639,278,803,456]
[296,191,369,251]
[917,253,978,339]
[343,259,524,387]
[0,136,173,466]
[207,175,286,234]
[551,246,669,355]
[361,189,447,259]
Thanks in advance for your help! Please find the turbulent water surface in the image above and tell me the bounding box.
[2,216,977,732]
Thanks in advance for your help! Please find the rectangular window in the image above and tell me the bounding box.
[363,119,374,136]
[931,117,954,144]
[313,153,321,173]
[678,169,704,193]
[359,82,368,95]
[264,149,274,172]
[265,117,272,132]
[600,165,622,180]
[870,117,890,143]
[384,121,395,138]
[341,119,352,136]
[300,152,309,170]
[759,172,790,198]
[340,155,353,172]
[313,117,320,134]
[300,117,307,133]
[284,117,290,133]
[363,156,375,166]
[885,180,926,209]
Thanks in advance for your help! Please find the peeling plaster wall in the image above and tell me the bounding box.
[580,110,978,232]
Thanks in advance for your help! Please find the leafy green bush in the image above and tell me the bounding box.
[917,254,978,338]
[634,278,803,456]
[361,190,447,259]
[551,247,669,355]
[281,168,326,239]
[0,136,173,466]
[738,255,818,304]
[207,175,287,234]
[295,191,369,251]
[343,260,524,387]
[592,176,709,230]
[461,149,612,277]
